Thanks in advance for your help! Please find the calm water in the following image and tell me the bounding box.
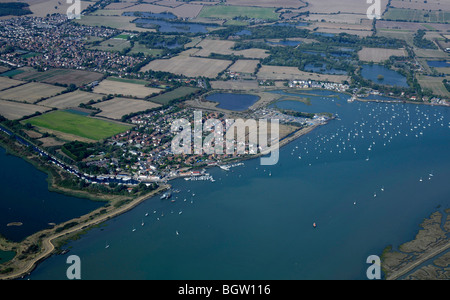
[427,60,450,68]
[0,147,104,242]
[361,64,408,88]
[25,90,450,279]
[304,63,348,75]
[206,93,259,111]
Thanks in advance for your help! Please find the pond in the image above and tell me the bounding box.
[268,40,302,46]
[427,61,450,68]
[360,64,408,88]
[205,93,259,111]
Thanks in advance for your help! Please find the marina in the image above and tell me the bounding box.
[14,90,450,279]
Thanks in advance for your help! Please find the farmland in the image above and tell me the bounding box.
[147,87,200,105]
[198,4,279,20]
[416,75,450,98]
[192,39,270,59]
[93,97,162,120]
[38,90,104,109]
[0,82,66,103]
[26,110,131,141]
[140,56,232,78]
[0,99,51,120]
[93,78,163,98]
[228,60,260,74]
[383,8,450,23]
[358,47,407,63]
[12,68,103,87]
[0,77,25,91]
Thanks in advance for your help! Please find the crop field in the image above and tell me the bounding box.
[0,82,66,103]
[301,0,388,14]
[383,8,450,23]
[416,74,450,98]
[192,39,270,59]
[140,56,232,78]
[97,2,204,18]
[93,78,163,98]
[93,97,161,119]
[148,86,200,105]
[26,110,131,141]
[358,47,407,62]
[13,68,103,86]
[38,90,104,109]
[225,0,305,9]
[390,0,450,11]
[0,77,25,91]
[0,99,51,120]
[228,60,259,74]
[198,4,279,20]
[257,65,350,83]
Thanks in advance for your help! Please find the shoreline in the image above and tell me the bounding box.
[0,183,170,280]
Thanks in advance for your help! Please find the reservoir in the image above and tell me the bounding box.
[0,146,104,242]
[21,90,450,279]
[206,93,259,111]
[361,64,408,88]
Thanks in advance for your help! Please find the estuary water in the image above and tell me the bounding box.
[24,90,450,279]
[0,147,104,242]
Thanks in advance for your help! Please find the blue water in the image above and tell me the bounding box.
[268,40,302,47]
[24,90,450,279]
[206,93,259,111]
[427,61,450,68]
[0,147,104,242]
[361,64,408,88]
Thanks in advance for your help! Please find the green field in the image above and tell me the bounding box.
[383,8,450,23]
[27,110,131,140]
[198,5,279,20]
[148,86,199,105]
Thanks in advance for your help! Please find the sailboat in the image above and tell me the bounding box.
[105,242,110,249]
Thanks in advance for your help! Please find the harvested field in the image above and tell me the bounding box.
[0,99,51,120]
[93,78,162,98]
[225,0,305,8]
[358,47,407,62]
[210,80,259,90]
[416,74,450,98]
[140,56,232,78]
[299,0,389,14]
[193,39,269,59]
[228,60,259,74]
[390,0,450,11]
[38,90,104,109]
[383,8,450,23]
[0,77,25,91]
[199,4,279,20]
[13,68,103,86]
[93,97,161,119]
[257,65,350,83]
[0,82,65,103]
